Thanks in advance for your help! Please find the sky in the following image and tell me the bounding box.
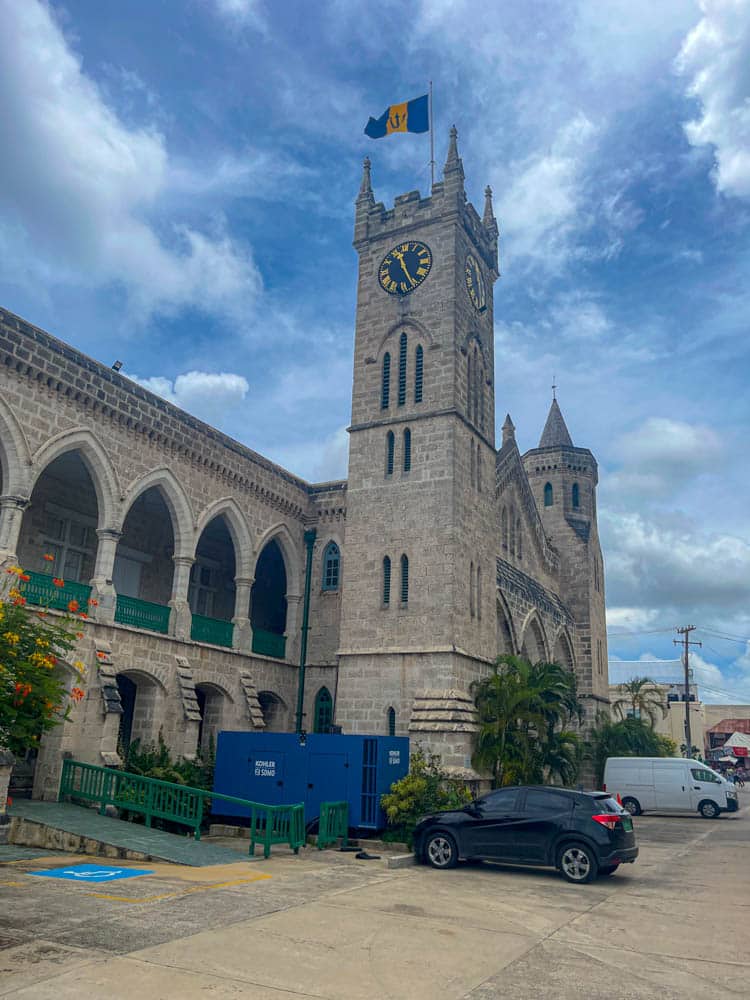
[1,0,749,702]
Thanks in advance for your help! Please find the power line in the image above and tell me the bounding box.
[698,627,750,646]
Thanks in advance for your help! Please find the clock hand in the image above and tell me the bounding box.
[392,249,416,286]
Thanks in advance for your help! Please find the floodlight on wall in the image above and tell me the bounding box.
[112,360,123,372]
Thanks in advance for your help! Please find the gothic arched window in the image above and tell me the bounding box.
[501,507,508,549]
[322,542,340,591]
[386,431,395,476]
[414,345,423,403]
[398,332,407,406]
[470,560,475,618]
[400,554,409,604]
[382,556,391,605]
[477,564,482,619]
[544,482,553,507]
[572,482,580,508]
[387,706,396,736]
[381,352,391,409]
[403,428,411,472]
[314,687,333,733]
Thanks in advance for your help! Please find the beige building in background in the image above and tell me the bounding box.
[1,131,609,797]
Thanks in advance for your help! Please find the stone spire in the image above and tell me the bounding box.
[539,398,573,449]
[483,185,499,240]
[357,156,374,206]
[443,125,465,197]
[502,413,516,447]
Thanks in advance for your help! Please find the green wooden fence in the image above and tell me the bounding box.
[114,595,171,634]
[20,571,91,612]
[59,759,305,859]
[191,613,234,647]
[318,801,349,850]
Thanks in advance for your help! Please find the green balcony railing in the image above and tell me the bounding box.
[191,614,234,648]
[252,627,286,659]
[20,570,91,613]
[115,594,170,634]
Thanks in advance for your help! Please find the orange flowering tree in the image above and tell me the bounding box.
[0,565,86,757]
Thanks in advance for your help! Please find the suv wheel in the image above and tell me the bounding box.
[558,843,598,884]
[622,797,641,816]
[424,832,458,869]
[699,800,720,819]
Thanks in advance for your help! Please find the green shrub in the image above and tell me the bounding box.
[380,748,472,847]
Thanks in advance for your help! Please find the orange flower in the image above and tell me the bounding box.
[12,596,26,607]
[19,574,30,582]
[89,598,99,607]
[79,612,88,619]
[76,631,84,639]
[43,554,54,562]
[96,651,106,659]
[67,599,79,613]
[70,687,85,703]
[52,578,65,588]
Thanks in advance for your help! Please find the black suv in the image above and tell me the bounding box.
[414,786,638,883]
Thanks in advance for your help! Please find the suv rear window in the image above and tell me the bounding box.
[590,795,625,814]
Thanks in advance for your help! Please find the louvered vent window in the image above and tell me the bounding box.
[381,352,391,409]
[398,332,407,405]
[414,345,423,402]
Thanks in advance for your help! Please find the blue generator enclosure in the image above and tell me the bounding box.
[212,733,409,830]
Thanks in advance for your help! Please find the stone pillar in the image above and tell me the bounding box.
[285,593,302,663]
[0,749,15,844]
[169,556,194,641]
[89,528,121,624]
[0,496,29,568]
[232,576,253,653]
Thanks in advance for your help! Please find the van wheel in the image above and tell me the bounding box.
[558,843,598,884]
[622,797,641,816]
[699,800,720,819]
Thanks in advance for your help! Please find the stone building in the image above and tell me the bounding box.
[0,129,609,796]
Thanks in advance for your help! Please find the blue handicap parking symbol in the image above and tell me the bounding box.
[30,863,153,883]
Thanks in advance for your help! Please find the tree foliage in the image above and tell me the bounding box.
[471,655,583,789]
[121,731,215,791]
[0,566,86,756]
[380,748,472,847]
[611,677,667,727]
[586,716,677,785]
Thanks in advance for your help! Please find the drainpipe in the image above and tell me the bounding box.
[295,528,317,734]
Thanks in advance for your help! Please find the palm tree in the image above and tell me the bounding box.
[611,677,667,728]
[471,655,582,788]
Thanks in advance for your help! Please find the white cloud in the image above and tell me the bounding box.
[605,417,723,499]
[676,0,750,198]
[211,0,266,29]
[130,371,250,426]
[0,0,261,322]
[548,290,612,340]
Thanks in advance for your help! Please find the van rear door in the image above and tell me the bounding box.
[652,762,690,811]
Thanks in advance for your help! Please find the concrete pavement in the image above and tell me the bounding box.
[1,798,747,998]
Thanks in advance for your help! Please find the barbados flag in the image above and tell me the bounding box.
[364,94,429,139]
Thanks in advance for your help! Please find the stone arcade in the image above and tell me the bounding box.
[0,130,609,795]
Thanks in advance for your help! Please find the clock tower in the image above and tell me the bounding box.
[335,128,500,775]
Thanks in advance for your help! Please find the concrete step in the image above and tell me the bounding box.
[8,800,255,867]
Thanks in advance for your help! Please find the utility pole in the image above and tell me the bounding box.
[674,626,701,758]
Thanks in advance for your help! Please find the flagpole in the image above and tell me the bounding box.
[429,80,435,188]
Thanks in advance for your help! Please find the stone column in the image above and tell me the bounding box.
[232,576,253,654]
[169,555,194,641]
[285,593,302,664]
[89,528,121,624]
[0,496,29,568]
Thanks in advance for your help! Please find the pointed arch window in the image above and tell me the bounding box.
[398,332,407,406]
[387,706,396,736]
[470,560,475,618]
[509,509,516,557]
[382,556,391,605]
[403,428,411,472]
[501,507,508,549]
[400,554,409,604]
[414,344,424,402]
[473,346,480,425]
[477,564,482,620]
[381,352,391,409]
[470,440,476,487]
[314,687,333,733]
[572,482,580,508]
[477,448,482,493]
[386,431,395,476]
[322,541,340,591]
[544,482,553,507]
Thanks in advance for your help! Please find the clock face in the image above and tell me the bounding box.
[465,253,487,312]
[378,241,432,295]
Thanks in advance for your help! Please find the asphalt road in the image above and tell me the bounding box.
[1,796,747,998]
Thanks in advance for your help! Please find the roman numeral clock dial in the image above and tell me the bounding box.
[378,241,432,295]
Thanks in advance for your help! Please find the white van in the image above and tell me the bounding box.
[603,757,739,819]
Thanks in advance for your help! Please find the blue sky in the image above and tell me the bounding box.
[1,0,749,701]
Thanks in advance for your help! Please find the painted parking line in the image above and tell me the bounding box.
[84,873,272,904]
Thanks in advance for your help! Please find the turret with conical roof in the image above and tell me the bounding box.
[539,398,573,449]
